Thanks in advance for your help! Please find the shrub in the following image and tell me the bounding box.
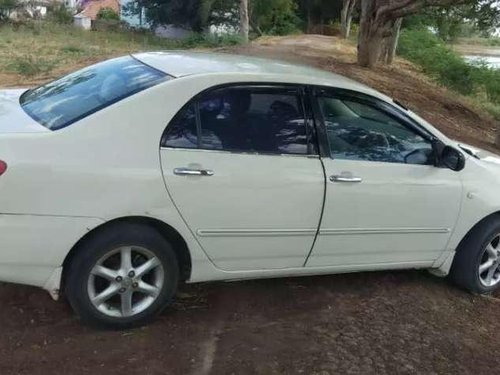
[485,73,500,104]
[7,55,56,77]
[61,45,84,53]
[0,0,18,22]
[398,27,500,121]
[48,4,73,24]
[399,29,475,95]
[96,7,119,21]
[180,32,242,48]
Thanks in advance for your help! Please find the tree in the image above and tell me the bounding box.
[240,0,249,42]
[357,0,468,68]
[126,0,210,31]
[0,0,18,21]
[298,0,342,33]
[340,0,358,38]
[250,0,301,36]
[421,1,500,40]
[380,17,402,64]
[97,7,120,21]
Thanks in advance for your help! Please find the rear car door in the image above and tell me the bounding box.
[306,88,462,268]
[160,84,325,271]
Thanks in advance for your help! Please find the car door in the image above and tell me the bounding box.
[305,88,463,268]
[160,84,325,271]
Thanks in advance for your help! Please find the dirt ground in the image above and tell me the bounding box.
[2,272,500,374]
[2,35,500,375]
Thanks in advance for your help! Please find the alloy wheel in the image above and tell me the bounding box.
[87,246,164,318]
[478,234,500,287]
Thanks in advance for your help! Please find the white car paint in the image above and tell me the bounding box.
[309,158,463,267]
[161,149,324,270]
[0,51,498,300]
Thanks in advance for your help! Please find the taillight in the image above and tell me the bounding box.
[0,161,7,176]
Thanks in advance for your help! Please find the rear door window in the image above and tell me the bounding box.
[20,56,170,130]
[162,86,312,155]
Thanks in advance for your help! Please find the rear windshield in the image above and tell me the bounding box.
[20,56,170,130]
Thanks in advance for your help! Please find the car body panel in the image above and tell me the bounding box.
[160,149,324,270]
[0,89,49,134]
[307,159,463,267]
[0,214,103,287]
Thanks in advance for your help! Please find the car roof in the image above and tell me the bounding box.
[133,51,381,97]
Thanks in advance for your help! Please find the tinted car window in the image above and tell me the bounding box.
[161,104,198,149]
[318,96,433,165]
[163,87,308,155]
[20,56,169,130]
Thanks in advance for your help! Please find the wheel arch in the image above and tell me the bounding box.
[61,216,192,289]
[454,211,500,254]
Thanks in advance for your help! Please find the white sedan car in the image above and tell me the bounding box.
[1,52,500,328]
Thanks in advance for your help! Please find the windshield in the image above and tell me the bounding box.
[20,56,170,130]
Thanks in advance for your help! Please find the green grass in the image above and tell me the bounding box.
[0,21,241,84]
[6,56,56,77]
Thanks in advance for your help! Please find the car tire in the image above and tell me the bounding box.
[450,216,500,294]
[65,222,179,329]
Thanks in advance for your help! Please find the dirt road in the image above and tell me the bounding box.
[1,271,499,374]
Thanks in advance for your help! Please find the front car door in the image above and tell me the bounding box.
[306,88,463,269]
[160,84,324,271]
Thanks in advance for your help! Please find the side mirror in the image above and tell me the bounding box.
[441,146,465,171]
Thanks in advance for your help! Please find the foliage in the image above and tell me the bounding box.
[398,29,475,94]
[96,7,120,21]
[405,1,500,41]
[6,55,56,76]
[398,27,500,122]
[47,4,73,25]
[126,0,301,35]
[181,32,242,48]
[250,0,301,35]
[297,0,343,30]
[126,0,206,30]
[0,0,18,21]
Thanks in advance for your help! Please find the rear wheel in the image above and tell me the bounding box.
[450,216,500,294]
[66,223,179,329]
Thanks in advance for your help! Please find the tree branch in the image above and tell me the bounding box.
[378,0,472,21]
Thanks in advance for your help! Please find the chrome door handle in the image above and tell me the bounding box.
[174,167,214,176]
[330,175,362,183]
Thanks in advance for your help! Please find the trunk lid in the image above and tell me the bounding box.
[0,89,49,134]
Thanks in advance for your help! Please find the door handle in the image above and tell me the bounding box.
[330,174,362,183]
[174,167,214,176]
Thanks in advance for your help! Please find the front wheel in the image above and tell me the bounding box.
[450,216,500,294]
[65,223,179,329]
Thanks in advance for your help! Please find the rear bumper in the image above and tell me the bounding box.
[0,214,104,288]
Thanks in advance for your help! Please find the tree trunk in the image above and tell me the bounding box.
[340,0,357,39]
[356,0,462,68]
[357,0,386,67]
[381,17,403,65]
[240,0,249,43]
[306,0,312,33]
[358,31,384,68]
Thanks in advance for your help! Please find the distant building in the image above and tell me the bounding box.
[73,0,120,29]
[8,0,50,20]
[73,14,92,30]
